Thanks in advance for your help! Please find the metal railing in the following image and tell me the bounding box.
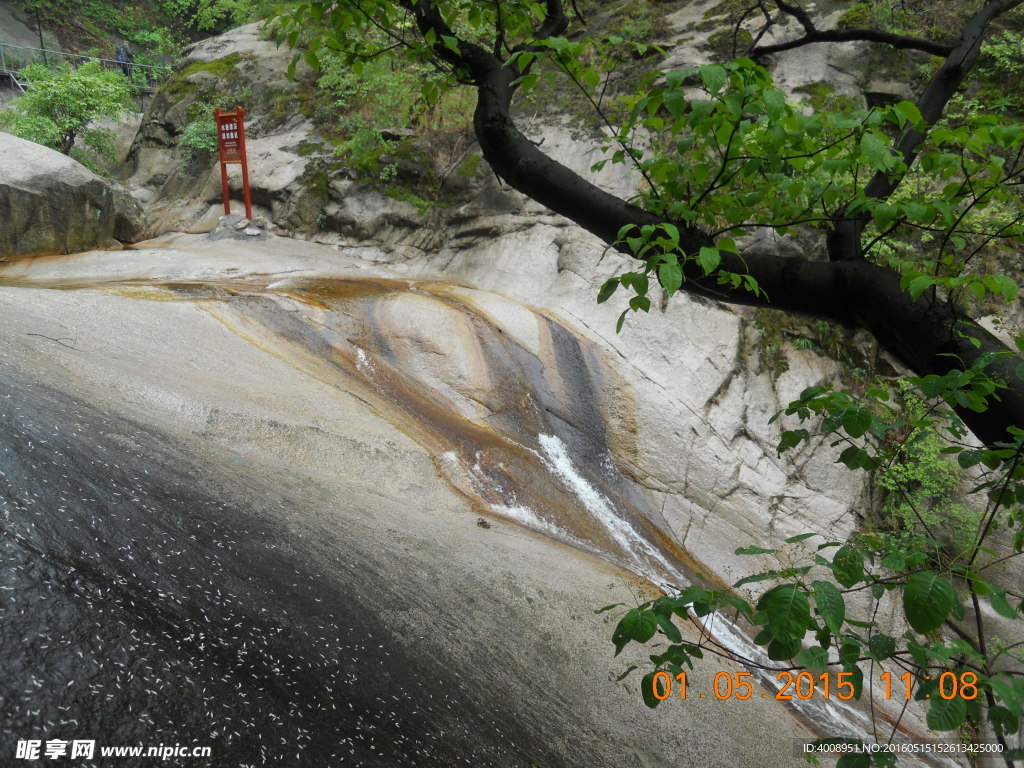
[0,41,171,93]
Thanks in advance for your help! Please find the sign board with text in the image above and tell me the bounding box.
[214,107,252,220]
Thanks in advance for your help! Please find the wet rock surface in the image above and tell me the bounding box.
[0,271,819,767]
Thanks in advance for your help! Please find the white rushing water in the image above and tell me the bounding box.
[537,434,675,583]
[533,433,961,768]
[489,503,590,549]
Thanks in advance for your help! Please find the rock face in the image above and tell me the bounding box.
[0,133,130,257]
[0,254,827,768]
[113,9,883,600]
[123,22,327,234]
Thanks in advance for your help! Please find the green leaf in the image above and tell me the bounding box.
[867,634,896,661]
[907,274,934,300]
[872,203,899,230]
[926,695,967,731]
[619,608,658,642]
[785,533,817,544]
[700,64,726,94]
[988,706,1020,737]
[757,584,811,641]
[629,295,651,313]
[838,446,873,470]
[655,612,683,643]
[797,646,829,670]
[612,608,657,654]
[663,89,687,118]
[846,663,864,700]
[597,278,619,303]
[658,261,683,295]
[991,678,1024,717]
[641,671,663,708]
[832,546,864,588]
[957,450,985,468]
[813,580,846,635]
[893,100,923,128]
[777,429,808,453]
[989,588,1020,619]
[733,570,784,588]
[767,635,802,660]
[860,132,890,167]
[698,246,721,275]
[903,571,956,634]
[842,408,873,439]
[735,545,775,555]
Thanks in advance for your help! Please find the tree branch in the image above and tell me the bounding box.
[827,0,1024,263]
[752,28,953,58]
[773,0,815,35]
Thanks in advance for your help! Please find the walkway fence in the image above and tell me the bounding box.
[0,41,171,94]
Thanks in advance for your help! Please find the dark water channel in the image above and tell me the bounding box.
[0,363,557,767]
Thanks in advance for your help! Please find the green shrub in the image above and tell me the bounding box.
[0,60,131,170]
[313,52,473,178]
[176,86,253,171]
[177,114,219,169]
[870,386,979,545]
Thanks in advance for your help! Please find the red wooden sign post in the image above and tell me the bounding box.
[214,107,253,220]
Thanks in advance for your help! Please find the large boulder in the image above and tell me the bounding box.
[0,133,143,257]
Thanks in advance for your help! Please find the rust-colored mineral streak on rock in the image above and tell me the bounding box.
[181,276,709,585]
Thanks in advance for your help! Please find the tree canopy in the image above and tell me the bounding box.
[276,0,1024,762]
[0,60,131,169]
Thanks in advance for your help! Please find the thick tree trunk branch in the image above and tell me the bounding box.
[752,0,955,57]
[867,0,1024,202]
[473,76,1024,444]
[403,0,1024,446]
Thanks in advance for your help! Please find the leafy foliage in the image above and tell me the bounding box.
[176,85,254,171]
[163,0,278,31]
[0,61,131,171]
[601,360,1024,755]
[312,51,473,179]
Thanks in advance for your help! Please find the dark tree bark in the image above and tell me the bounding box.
[402,0,1024,447]
[751,0,954,58]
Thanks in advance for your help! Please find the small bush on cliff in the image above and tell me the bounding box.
[163,0,278,32]
[312,52,474,179]
[0,60,131,172]
[176,86,254,171]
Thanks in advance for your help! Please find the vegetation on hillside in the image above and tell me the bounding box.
[6,0,278,66]
[0,60,131,171]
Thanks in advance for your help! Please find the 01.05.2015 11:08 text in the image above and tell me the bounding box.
[651,671,979,701]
